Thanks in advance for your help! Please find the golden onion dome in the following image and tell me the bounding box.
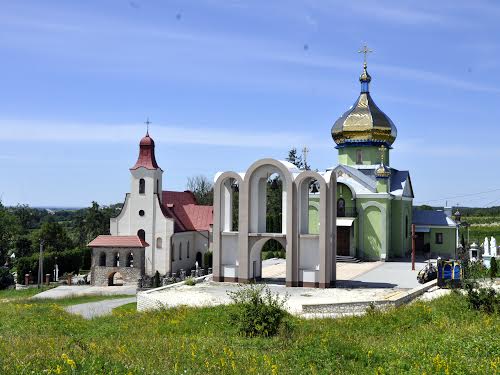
[332,63,397,147]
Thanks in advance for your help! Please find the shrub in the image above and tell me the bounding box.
[490,257,498,279]
[465,284,499,314]
[262,251,273,260]
[228,284,290,337]
[153,271,161,288]
[203,251,213,268]
[0,267,15,290]
[15,247,86,284]
[184,277,196,286]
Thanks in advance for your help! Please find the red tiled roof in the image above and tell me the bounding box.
[162,190,213,232]
[130,133,160,170]
[87,235,149,248]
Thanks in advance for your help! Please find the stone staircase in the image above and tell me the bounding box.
[336,255,361,263]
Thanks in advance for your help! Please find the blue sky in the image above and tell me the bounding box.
[1,0,500,208]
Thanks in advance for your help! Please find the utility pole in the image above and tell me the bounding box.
[37,240,44,289]
[411,224,416,271]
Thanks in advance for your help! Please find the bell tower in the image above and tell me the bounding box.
[128,127,163,274]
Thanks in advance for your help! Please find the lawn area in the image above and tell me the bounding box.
[0,290,498,374]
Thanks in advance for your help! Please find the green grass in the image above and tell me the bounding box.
[113,302,137,314]
[0,286,55,300]
[0,292,498,374]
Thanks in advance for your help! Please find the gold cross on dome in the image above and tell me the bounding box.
[358,44,373,64]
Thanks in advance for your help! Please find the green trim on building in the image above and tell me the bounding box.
[338,146,388,166]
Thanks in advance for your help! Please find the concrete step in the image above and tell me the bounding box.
[336,255,361,263]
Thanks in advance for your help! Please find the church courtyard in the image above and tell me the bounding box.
[137,260,431,316]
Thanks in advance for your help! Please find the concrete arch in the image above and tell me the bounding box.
[213,159,337,288]
[244,158,295,234]
[359,201,387,260]
[243,159,296,285]
[213,171,244,280]
[294,170,332,287]
[248,236,286,280]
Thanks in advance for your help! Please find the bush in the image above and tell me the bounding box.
[465,284,500,314]
[228,284,290,337]
[490,257,498,279]
[184,277,196,286]
[203,251,213,268]
[15,247,87,284]
[0,267,15,290]
[153,271,161,288]
[262,251,274,260]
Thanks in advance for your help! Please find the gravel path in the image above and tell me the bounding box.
[65,297,136,319]
[31,285,137,300]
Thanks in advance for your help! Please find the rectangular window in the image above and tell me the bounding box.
[356,150,363,165]
[435,233,443,244]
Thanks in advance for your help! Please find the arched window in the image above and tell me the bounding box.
[137,229,145,241]
[99,252,106,267]
[126,252,134,267]
[179,243,182,260]
[171,243,175,261]
[405,216,409,239]
[337,198,346,217]
[156,237,162,248]
[139,178,145,194]
[156,179,159,193]
[187,241,190,258]
[113,253,119,267]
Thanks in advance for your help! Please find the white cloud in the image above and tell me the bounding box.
[0,120,327,149]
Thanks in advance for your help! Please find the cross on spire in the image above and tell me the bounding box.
[144,117,152,135]
[302,146,310,170]
[358,44,373,65]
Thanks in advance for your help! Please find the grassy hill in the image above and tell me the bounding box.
[0,289,498,374]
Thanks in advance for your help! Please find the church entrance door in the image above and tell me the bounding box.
[337,227,350,256]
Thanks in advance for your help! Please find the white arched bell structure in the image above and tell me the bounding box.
[213,158,337,288]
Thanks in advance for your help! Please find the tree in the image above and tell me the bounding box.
[0,201,21,266]
[187,175,214,205]
[31,220,73,253]
[285,148,303,169]
[0,267,14,289]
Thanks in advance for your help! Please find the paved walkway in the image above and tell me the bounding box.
[31,285,137,300]
[349,261,427,289]
[65,297,136,319]
[262,258,382,281]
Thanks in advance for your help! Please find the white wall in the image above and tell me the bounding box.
[299,236,320,270]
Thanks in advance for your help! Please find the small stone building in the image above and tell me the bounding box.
[88,235,147,286]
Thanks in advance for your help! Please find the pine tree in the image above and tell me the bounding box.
[286,148,303,169]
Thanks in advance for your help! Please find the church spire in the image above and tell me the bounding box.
[130,130,160,170]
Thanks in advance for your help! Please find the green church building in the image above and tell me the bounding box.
[309,60,457,261]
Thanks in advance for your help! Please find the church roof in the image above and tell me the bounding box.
[331,63,397,148]
[333,165,413,198]
[130,132,161,170]
[412,209,456,227]
[88,235,149,248]
[162,191,213,232]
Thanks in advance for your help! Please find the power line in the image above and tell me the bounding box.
[415,187,500,205]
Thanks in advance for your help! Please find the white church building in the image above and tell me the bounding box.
[93,131,213,277]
